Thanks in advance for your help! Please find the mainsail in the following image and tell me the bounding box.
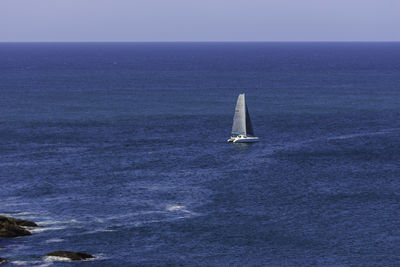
[228,93,259,143]
[231,93,255,136]
[231,94,246,136]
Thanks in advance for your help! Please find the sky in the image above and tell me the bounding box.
[1,0,400,42]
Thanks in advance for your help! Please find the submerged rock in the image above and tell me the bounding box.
[0,258,6,264]
[46,251,94,261]
[0,216,38,238]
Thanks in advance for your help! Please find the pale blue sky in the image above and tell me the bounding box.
[1,0,399,42]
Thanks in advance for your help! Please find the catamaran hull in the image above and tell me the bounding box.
[227,136,259,143]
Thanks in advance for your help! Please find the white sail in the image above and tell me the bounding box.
[228,93,259,143]
[245,105,254,136]
[231,93,246,136]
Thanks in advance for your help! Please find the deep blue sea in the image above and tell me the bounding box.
[1,42,400,266]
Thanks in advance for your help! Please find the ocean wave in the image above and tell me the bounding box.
[30,226,67,233]
[10,211,34,216]
[131,215,195,227]
[166,204,186,211]
[43,256,72,262]
[4,244,27,251]
[87,205,200,229]
[327,128,400,141]
[11,260,47,266]
[11,261,30,266]
[43,254,100,263]
[45,238,64,243]
[1,211,33,217]
[83,228,116,234]
[2,202,30,207]
[166,204,194,214]
[0,162,38,167]
[37,219,79,226]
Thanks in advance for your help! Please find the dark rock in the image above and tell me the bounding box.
[13,218,38,227]
[0,257,6,264]
[0,216,33,238]
[46,251,94,261]
[0,216,38,227]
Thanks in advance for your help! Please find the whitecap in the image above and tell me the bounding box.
[94,217,105,223]
[11,260,46,266]
[10,261,52,267]
[43,256,72,262]
[11,261,28,266]
[166,204,195,215]
[30,226,66,233]
[166,205,186,212]
[43,255,98,263]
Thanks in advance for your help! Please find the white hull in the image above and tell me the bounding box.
[227,135,259,143]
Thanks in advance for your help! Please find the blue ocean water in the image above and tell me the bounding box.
[0,42,400,266]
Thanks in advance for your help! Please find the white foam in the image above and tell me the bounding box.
[327,129,397,141]
[37,219,78,226]
[166,204,194,215]
[94,218,105,223]
[43,255,98,263]
[43,256,72,262]
[10,211,34,216]
[84,228,116,234]
[11,261,28,266]
[11,260,46,266]
[30,226,66,233]
[166,205,186,211]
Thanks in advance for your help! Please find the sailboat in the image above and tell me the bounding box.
[227,93,259,143]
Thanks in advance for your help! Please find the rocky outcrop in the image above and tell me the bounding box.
[12,218,38,227]
[46,251,94,261]
[0,216,38,238]
[1,216,94,262]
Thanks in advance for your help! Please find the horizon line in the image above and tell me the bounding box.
[1,41,400,44]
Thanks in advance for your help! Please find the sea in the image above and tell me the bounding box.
[0,42,400,266]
